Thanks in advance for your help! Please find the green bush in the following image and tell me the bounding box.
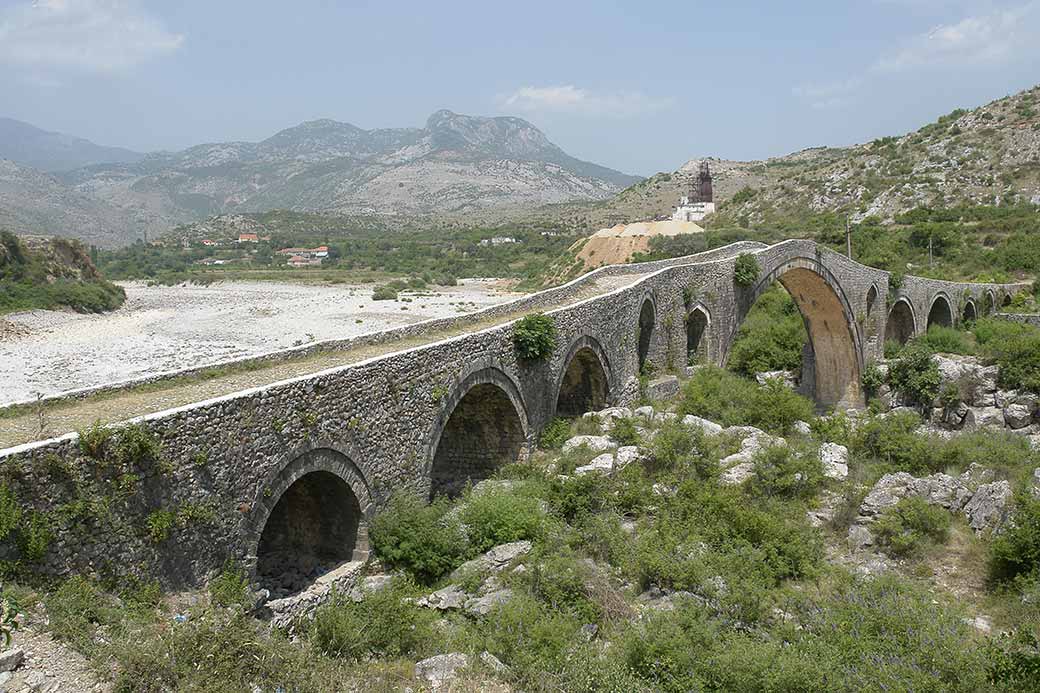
[609,417,641,446]
[0,486,21,541]
[546,473,613,524]
[17,511,51,562]
[888,342,940,406]
[727,284,806,377]
[145,509,175,544]
[747,444,824,500]
[986,628,1040,690]
[472,593,582,678]
[648,420,714,478]
[513,313,557,361]
[733,253,760,286]
[461,487,548,553]
[861,361,886,398]
[209,564,251,609]
[679,366,813,436]
[914,325,975,355]
[851,411,937,476]
[369,492,468,584]
[78,420,112,460]
[371,284,398,300]
[525,551,602,623]
[310,580,433,661]
[872,496,950,557]
[46,576,114,655]
[539,418,571,449]
[991,493,1040,586]
[991,333,1040,393]
[114,424,161,468]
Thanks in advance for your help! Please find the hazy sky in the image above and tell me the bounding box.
[2,0,1040,175]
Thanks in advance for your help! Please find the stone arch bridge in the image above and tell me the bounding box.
[0,240,1027,590]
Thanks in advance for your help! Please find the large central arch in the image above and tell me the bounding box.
[732,258,863,410]
[555,336,611,418]
[428,367,529,498]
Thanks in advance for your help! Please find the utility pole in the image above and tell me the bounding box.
[845,215,852,259]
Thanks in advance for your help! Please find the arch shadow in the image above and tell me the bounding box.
[686,303,711,364]
[927,293,954,329]
[554,335,613,418]
[886,298,917,345]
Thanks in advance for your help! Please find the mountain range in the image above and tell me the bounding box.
[0,112,640,247]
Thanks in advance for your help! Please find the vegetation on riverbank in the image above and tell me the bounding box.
[0,231,125,315]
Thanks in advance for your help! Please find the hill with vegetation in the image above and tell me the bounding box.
[0,231,125,315]
[527,85,1040,234]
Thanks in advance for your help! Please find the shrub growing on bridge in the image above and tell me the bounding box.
[733,253,760,287]
[513,313,557,361]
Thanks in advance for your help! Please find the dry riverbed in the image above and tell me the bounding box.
[0,279,518,405]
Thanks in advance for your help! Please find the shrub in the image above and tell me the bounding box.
[609,417,641,446]
[78,420,112,460]
[888,343,940,406]
[371,284,398,301]
[370,492,468,584]
[986,628,1040,690]
[310,580,433,661]
[473,593,582,678]
[851,412,937,476]
[861,361,886,398]
[733,253,760,286]
[145,509,176,543]
[0,486,21,541]
[46,576,113,655]
[114,424,161,468]
[727,284,806,377]
[526,551,603,623]
[648,421,713,477]
[990,493,1040,586]
[747,444,824,500]
[679,366,813,436]
[872,496,950,557]
[991,333,1040,393]
[547,473,613,523]
[17,511,51,562]
[539,418,571,450]
[461,487,548,553]
[914,325,974,355]
[883,339,904,359]
[209,563,251,609]
[513,313,557,361]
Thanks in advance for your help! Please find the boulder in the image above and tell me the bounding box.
[415,653,469,690]
[819,442,849,480]
[682,415,724,436]
[1033,467,1040,498]
[562,435,617,453]
[792,420,812,436]
[451,541,532,579]
[480,651,508,674]
[646,375,681,400]
[593,407,631,423]
[848,525,874,552]
[959,463,995,490]
[859,472,971,518]
[720,462,755,486]
[653,412,679,425]
[614,446,642,470]
[962,406,1006,431]
[0,649,23,673]
[1004,403,1034,429]
[417,585,468,610]
[633,405,655,420]
[963,480,1013,534]
[466,589,514,616]
[575,453,614,476]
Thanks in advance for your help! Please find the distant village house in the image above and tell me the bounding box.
[277,245,329,267]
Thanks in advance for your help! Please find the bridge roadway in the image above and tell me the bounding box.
[0,239,1028,590]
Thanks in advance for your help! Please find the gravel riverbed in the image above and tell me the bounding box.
[0,279,518,405]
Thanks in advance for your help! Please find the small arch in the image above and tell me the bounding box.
[984,290,996,315]
[865,284,879,319]
[886,298,916,345]
[1002,293,1013,309]
[429,367,529,498]
[962,299,978,324]
[555,338,611,418]
[686,305,710,364]
[249,447,372,595]
[927,294,953,329]
[637,298,655,369]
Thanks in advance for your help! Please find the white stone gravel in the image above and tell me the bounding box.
[0,279,517,404]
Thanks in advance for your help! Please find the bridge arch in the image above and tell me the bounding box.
[984,290,996,315]
[962,299,978,324]
[686,303,711,364]
[730,256,863,410]
[927,293,953,329]
[637,295,656,370]
[886,298,916,345]
[428,365,529,498]
[247,445,373,593]
[865,284,879,320]
[554,335,612,418]
[1002,292,1013,309]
